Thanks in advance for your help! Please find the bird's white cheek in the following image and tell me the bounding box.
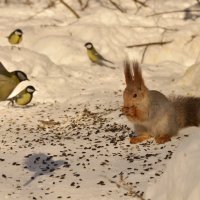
[27,88,34,93]
[87,44,92,48]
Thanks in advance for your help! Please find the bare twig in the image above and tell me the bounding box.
[127,40,173,48]
[103,175,145,200]
[141,45,148,63]
[147,9,200,17]
[77,0,83,6]
[59,0,80,19]
[157,26,178,32]
[132,0,148,8]
[184,34,199,46]
[128,25,178,32]
[24,1,56,21]
[81,0,90,11]
[109,0,126,13]
[127,40,173,63]
[133,0,150,14]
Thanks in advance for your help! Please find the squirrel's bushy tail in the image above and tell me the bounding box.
[171,96,200,128]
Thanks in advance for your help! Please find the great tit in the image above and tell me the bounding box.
[7,29,23,48]
[84,42,114,67]
[0,62,29,101]
[7,86,36,106]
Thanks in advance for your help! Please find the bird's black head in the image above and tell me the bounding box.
[26,86,36,94]
[84,42,93,50]
[14,29,23,36]
[15,70,29,82]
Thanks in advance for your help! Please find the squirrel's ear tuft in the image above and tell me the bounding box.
[132,61,145,90]
[124,59,134,86]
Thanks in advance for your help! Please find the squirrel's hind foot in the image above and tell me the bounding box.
[130,133,172,144]
[155,134,171,144]
[130,133,152,144]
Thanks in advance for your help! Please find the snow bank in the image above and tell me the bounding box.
[177,61,200,92]
[146,131,200,200]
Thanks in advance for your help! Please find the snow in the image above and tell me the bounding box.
[146,131,200,200]
[0,0,200,200]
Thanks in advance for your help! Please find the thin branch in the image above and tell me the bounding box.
[81,0,90,11]
[77,0,83,6]
[103,175,145,200]
[126,40,173,48]
[128,25,178,32]
[157,26,178,32]
[109,0,126,13]
[24,1,56,21]
[59,0,80,19]
[184,34,199,46]
[133,0,150,14]
[132,0,148,8]
[147,9,200,17]
[141,45,148,63]
[127,40,173,63]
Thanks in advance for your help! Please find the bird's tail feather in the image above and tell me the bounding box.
[102,58,114,64]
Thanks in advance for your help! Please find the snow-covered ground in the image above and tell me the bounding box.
[0,0,200,199]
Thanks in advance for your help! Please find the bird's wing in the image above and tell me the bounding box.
[15,92,24,99]
[7,30,14,38]
[0,62,10,77]
[0,74,10,83]
[93,50,114,64]
[94,50,104,59]
[16,88,28,100]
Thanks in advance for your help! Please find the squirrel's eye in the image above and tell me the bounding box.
[133,94,137,98]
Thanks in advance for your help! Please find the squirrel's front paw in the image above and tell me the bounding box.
[121,106,128,114]
[121,106,135,116]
